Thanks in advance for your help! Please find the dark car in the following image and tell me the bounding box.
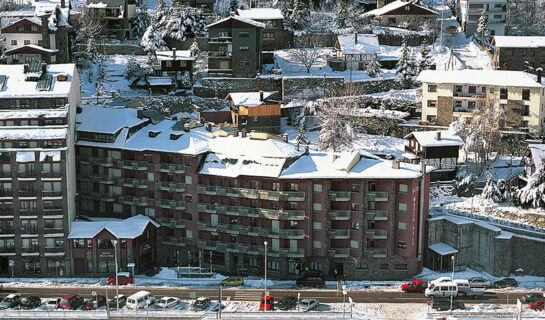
[83,295,107,310]
[296,272,326,288]
[191,297,211,311]
[522,292,544,303]
[401,279,428,293]
[432,298,465,311]
[493,278,518,288]
[0,294,22,309]
[276,296,297,310]
[108,294,127,309]
[20,296,42,310]
[59,294,84,310]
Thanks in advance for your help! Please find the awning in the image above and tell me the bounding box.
[429,243,458,256]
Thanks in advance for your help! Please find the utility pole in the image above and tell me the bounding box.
[113,239,119,310]
[440,0,445,50]
[264,241,268,312]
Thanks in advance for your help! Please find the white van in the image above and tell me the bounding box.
[424,281,458,299]
[126,291,155,309]
[454,279,470,294]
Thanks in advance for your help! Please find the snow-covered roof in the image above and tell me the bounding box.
[206,15,265,29]
[17,151,35,162]
[0,110,66,120]
[40,150,61,161]
[0,127,67,140]
[86,0,125,8]
[76,105,147,134]
[280,151,429,179]
[0,17,41,31]
[417,70,545,88]
[493,36,545,48]
[429,242,458,255]
[68,215,160,239]
[156,50,195,61]
[529,144,545,171]
[405,130,464,147]
[149,77,173,86]
[0,64,77,98]
[236,8,284,20]
[227,91,277,107]
[337,34,380,55]
[5,44,59,55]
[363,0,436,17]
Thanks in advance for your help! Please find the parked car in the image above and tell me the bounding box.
[424,282,458,299]
[276,296,297,310]
[221,276,244,287]
[401,279,428,293]
[0,294,22,310]
[156,296,180,309]
[493,278,518,288]
[59,294,84,310]
[106,272,134,286]
[126,291,155,309]
[20,296,42,310]
[191,297,211,311]
[432,298,466,311]
[83,295,106,310]
[296,273,325,288]
[108,295,127,309]
[529,299,545,311]
[522,293,545,303]
[259,295,274,311]
[430,277,453,285]
[468,277,491,288]
[45,297,61,310]
[297,298,319,312]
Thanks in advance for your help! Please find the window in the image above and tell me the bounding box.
[398,222,407,231]
[521,105,530,116]
[239,60,249,66]
[37,40,43,47]
[267,260,279,270]
[397,241,406,249]
[468,101,475,109]
[522,89,530,101]
[490,87,494,93]
[272,182,279,191]
[355,262,368,270]
[351,221,359,230]
[313,184,322,192]
[263,32,275,39]
[399,184,408,193]
[351,184,359,192]
[521,120,529,128]
[500,88,508,99]
[249,258,258,268]
[368,183,376,191]
[309,261,321,271]
[379,263,388,270]
[368,201,376,210]
[313,203,322,211]
[468,86,476,93]
[239,31,249,37]
[265,20,277,27]
[388,17,396,24]
[313,222,321,230]
[351,240,359,249]
[428,85,437,92]
[398,202,408,212]
[395,264,408,270]
[427,100,437,108]
[455,85,462,92]
[239,46,249,52]
[11,40,17,45]
[218,32,228,37]
[404,5,410,10]
[290,183,298,191]
[482,86,486,93]
[313,240,321,249]
[24,40,30,45]
[351,203,358,211]
[186,230,193,239]
[454,100,462,108]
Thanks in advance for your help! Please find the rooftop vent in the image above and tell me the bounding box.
[392,159,400,169]
[148,130,161,138]
[56,74,68,82]
[36,74,53,91]
[170,133,183,140]
[435,131,441,140]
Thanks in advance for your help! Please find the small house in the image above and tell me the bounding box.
[226,91,280,134]
[330,34,380,71]
[522,143,545,177]
[86,0,136,39]
[154,49,196,89]
[236,8,292,51]
[363,0,437,30]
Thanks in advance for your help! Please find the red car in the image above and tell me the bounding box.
[106,272,134,285]
[59,294,84,310]
[83,295,106,310]
[401,279,428,293]
[259,295,274,311]
[529,300,545,311]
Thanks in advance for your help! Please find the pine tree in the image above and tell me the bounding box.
[131,0,151,39]
[476,10,489,41]
[141,17,167,68]
[335,0,350,28]
[481,172,507,203]
[229,0,241,13]
[295,122,310,146]
[517,166,545,208]
[290,0,311,30]
[160,6,206,42]
[366,53,381,78]
[396,38,417,88]
[417,38,433,74]
[154,0,169,26]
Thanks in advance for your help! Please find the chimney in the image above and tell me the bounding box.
[205,123,212,132]
[137,107,144,119]
[61,0,65,8]
[420,161,427,174]
[354,33,358,44]
[392,159,400,169]
[172,48,176,60]
[41,62,47,73]
[537,68,543,84]
[234,129,238,137]
[259,91,264,102]
[282,133,288,142]
[183,123,190,132]
[435,131,441,140]
[242,129,247,138]
[40,15,50,49]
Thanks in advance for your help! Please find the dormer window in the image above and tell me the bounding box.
[148,130,161,137]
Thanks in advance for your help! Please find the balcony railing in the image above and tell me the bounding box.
[86,157,114,167]
[328,229,351,239]
[155,217,187,228]
[367,192,389,202]
[21,247,40,253]
[269,247,305,258]
[367,229,388,240]
[365,211,388,221]
[197,185,306,202]
[154,163,185,174]
[80,175,113,184]
[155,181,186,192]
[157,199,186,210]
[44,247,64,253]
[82,192,115,202]
[116,195,151,206]
[328,191,351,201]
[116,160,148,170]
[160,236,186,247]
[328,248,350,258]
[117,177,150,189]
[368,247,387,258]
[41,172,62,179]
[260,209,305,220]
[280,191,305,201]
[197,202,303,220]
[328,210,351,220]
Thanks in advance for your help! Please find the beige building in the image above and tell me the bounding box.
[417,70,545,135]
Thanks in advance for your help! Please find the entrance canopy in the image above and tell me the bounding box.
[429,243,458,256]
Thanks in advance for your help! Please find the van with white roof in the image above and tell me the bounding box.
[126,291,155,309]
[425,281,458,299]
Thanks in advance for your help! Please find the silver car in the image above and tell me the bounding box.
[297,298,319,312]
[468,277,491,288]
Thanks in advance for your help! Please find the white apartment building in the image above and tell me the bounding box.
[458,0,506,37]
[417,70,545,135]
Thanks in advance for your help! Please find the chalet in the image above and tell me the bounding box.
[86,0,136,39]
[492,36,545,72]
[236,8,292,51]
[363,0,437,30]
[174,0,215,13]
[226,91,281,134]
[329,34,380,71]
[152,49,196,89]
[404,130,463,180]
[522,143,545,177]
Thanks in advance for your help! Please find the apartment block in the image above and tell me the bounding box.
[492,36,545,72]
[75,105,431,280]
[417,70,545,135]
[0,62,81,277]
[458,0,506,37]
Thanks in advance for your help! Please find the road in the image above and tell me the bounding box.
[1,285,528,304]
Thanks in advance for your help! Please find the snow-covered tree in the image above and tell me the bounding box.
[131,0,150,39]
[317,100,354,152]
[296,122,311,146]
[506,0,545,36]
[154,0,169,25]
[289,0,311,30]
[125,55,149,87]
[366,53,381,78]
[516,166,545,208]
[456,173,475,197]
[159,6,206,42]
[396,38,417,88]
[335,0,351,28]
[289,45,322,73]
[189,38,201,58]
[476,10,489,41]
[77,6,104,63]
[229,0,244,13]
[141,17,167,68]
[481,172,507,202]
[417,38,433,73]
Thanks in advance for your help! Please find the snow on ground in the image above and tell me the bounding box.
[367,88,419,100]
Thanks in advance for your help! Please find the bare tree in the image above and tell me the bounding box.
[76,5,104,63]
[289,45,322,73]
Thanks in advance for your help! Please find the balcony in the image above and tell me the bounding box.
[21,247,40,253]
[238,188,259,199]
[279,191,305,202]
[0,171,11,178]
[82,192,115,202]
[279,229,305,239]
[269,247,305,258]
[160,236,186,247]
[0,247,15,253]
[197,239,216,250]
[453,91,486,98]
[328,191,351,201]
[157,199,186,210]
[156,217,187,229]
[207,51,233,57]
[17,171,35,178]
[156,181,186,192]
[41,172,62,179]
[365,211,388,221]
[116,160,148,170]
[116,195,151,206]
[368,247,387,258]
[154,163,185,174]
[367,192,389,201]
[261,209,305,220]
[197,202,216,213]
[367,229,388,240]
[196,221,217,232]
[43,208,64,215]
[87,157,114,167]
[80,175,113,184]
[328,210,351,220]
[44,226,64,233]
[328,248,350,258]
[328,229,351,239]
[259,190,280,201]
[19,209,37,216]
[117,177,150,189]
[44,247,65,253]
[42,190,62,197]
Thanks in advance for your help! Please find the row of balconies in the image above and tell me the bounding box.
[81,157,186,174]
[327,210,388,221]
[156,199,186,210]
[196,221,306,239]
[156,217,187,229]
[116,195,152,206]
[197,239,305,258]
[196,202,305,220]
[197,184,306,202]
[160,235,186,247]
[155,181,186,192]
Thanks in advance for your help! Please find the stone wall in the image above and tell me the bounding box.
[282,76,345,101]
[437,96,453,126]
[194,77,282,98]
[74,43,145,55]
[350,78,404,95]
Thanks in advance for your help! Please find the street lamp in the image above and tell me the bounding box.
[342,284,347,319]
[113,239,119,310]
[451,255,455,280]
[264,241,268,312]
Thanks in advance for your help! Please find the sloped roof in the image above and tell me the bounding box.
[76,105,148,134]
[226,91,277,107]
[529,144,545,171]
[493,36,545,48]
[417,70,544,88]
[236,8,284,20]
[0,17,42,31]
[5,44,59,55]
[68,215,160,239]
[337,34,380,55]
[206,15,265,29]
[86,0,126,8]
[405,130,464,147]
[363,0,436,16]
